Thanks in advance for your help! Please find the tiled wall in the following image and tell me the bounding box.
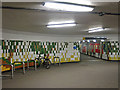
[1,40,80,71]
[102,41,120,60]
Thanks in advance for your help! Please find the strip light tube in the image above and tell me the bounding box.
[88,27,105,33]
[47,23,76,28]
[44,2,94,12]
[93,40,96,42]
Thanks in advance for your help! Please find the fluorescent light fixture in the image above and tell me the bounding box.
[89,27,102,31]
[101,39,105,42]
[47,23,76,28]
[87,40,90,42]
[53,0,91,5]
[44,2,94,12]
[101,37,105,38]
[88,27,105,33]
[93,40,96,42]
[83,40,85,42]
[48,21,75,25]
[88,29,104,33]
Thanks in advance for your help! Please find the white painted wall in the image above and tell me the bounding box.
[2,29,82,42]
[2,29,119,42]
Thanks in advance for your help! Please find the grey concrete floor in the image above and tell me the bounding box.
[2,54,118,88]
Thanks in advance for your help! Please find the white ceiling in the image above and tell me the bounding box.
[2,1,119,36]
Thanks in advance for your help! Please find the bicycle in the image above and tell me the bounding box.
[36,54,51,69]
